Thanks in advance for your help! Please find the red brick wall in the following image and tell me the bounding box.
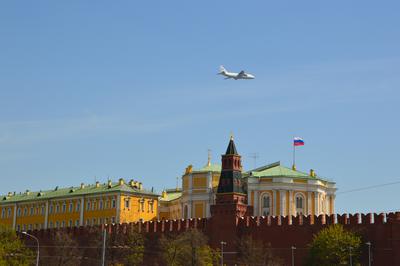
[25,212,400,265]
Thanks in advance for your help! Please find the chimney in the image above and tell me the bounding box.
[80,183,85,189]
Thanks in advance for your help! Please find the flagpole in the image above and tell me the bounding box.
[293,142,296,170]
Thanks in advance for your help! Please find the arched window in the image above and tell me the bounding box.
[184,205,188,219]
[261,194,271,216]
[295,194,305,216]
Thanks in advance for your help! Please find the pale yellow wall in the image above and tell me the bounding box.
[182,176,189,191]
[193,176,207,188]
[48,199,81,228]
[1,193,157,230]
[193,201,204,218]
[119,195,157,223]
[0,205,14,228]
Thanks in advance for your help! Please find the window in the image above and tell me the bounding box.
[41,206,45,215]
[99,200,103,210]
[92,218,96,225]
[49,205,53,214]
[106,200,109,209]
[150,201,154,213]
[1,209,5,218]
[23,208,27,216]
[76,202,80,212]
[86,219,90,226]
[262,194,271,216]
[28,224,32,230]
[49,222,53,229]
[125,199,130,209]
[69,220,72,227]
[295,194,305,216]
[105,218,109,224]
[87,202,91,211]
[17,208,21,217]
[17,225,21,231]
[23,224,26,231]
[111,199,116,208]
[61,221,65,228]
[111,217,115,223]
[56,221,60,228]
[56,205,60,213]
[30,207,34,216]
[92,201,96,211]
[75,220,79,227]
[69,203,73,212]
[140,199,144,212]
[99,218,103,224]
[7,208,11,218]
[62,203,66,213]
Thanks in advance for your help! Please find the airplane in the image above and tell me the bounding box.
[218,65,255,80]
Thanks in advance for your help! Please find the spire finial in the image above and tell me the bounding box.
[230,131,234,141]
[207,149,212,166]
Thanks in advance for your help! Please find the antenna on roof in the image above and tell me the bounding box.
[249,153,259,169]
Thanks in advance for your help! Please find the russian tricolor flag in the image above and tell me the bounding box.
[294,137,305,146]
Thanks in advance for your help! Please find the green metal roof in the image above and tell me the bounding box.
[245,161,330,181]
[1,181,159,204]
[160,189,182,202]
[194,164,221,173]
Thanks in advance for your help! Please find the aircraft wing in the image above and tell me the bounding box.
[238,70,245,77]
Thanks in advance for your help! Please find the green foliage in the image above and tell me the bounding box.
[0,226,33,266]
[237,235,284,266]
[307,224,362,266]
[159,229,220,266]
[106,229,145,266]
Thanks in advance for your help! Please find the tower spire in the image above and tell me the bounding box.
[207,149,212,166]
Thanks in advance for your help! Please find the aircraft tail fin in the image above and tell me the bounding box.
[219,65,227,74]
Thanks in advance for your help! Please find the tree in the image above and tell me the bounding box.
[106,230,145,266]
[237,235,284,266]
[0,226,33,266]
[159,229,219,266]
[307,224,361,266]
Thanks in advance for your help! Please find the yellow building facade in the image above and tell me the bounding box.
[0,178,158,231]
[159,144,336,219]
[159,161,221,220]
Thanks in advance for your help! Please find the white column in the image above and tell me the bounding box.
[280,190,286,216]
[44,201,49,229]
[253,191,259,216]
[288,190,293,217]
[314,192,319,216]
[116,194,121,223]
[188,200,192,218]
[273,190,277,216]
[79,197,85,226]
[205,202,210,217]
[207,172,212,191]
[188,174,193,192]
[307,192,312,215]
[12,203,17,230]
[331,195,336,214]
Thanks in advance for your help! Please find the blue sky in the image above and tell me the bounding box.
[1,1,399,214]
